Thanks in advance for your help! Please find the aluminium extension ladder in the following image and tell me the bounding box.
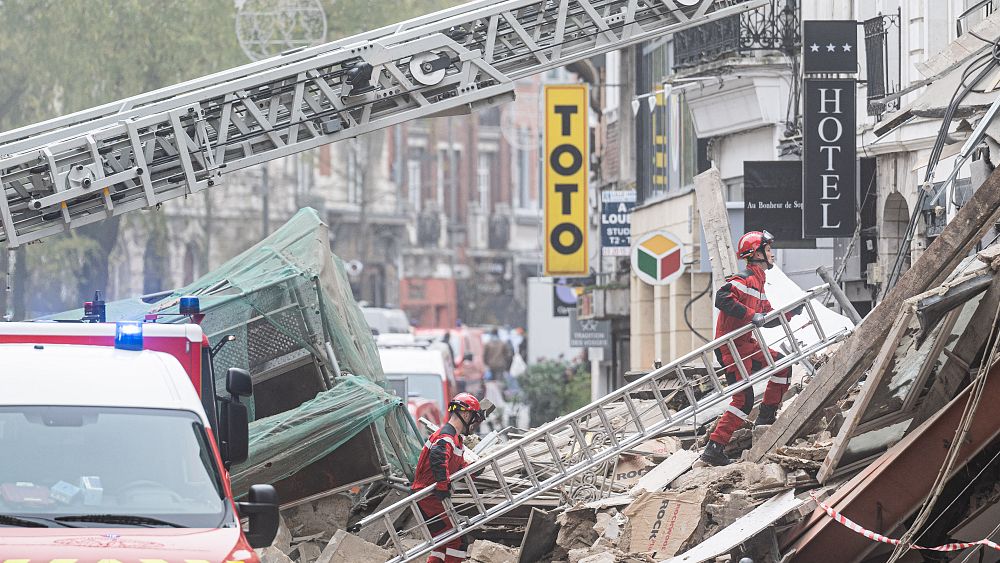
[354,285,849,562]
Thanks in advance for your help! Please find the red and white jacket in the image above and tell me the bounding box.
[714,263,791,343]
[412,423,468,493]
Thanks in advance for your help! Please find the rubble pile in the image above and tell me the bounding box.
[254,242,1000,562]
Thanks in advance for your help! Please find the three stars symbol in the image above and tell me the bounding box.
[809,43,853,52]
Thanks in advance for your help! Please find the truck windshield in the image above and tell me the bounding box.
[0,406,228,528]
[391,373,444,406]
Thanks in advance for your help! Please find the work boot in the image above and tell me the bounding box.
[700,439,731,466]
[756,403,778,426]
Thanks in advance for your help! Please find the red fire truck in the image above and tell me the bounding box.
[0,296,278,562]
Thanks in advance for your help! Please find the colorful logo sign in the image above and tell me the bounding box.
[631,231,685,285]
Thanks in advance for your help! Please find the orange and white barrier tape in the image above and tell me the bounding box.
[810,492,1000,552]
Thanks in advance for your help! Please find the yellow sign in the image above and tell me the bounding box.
[544,85,589,276]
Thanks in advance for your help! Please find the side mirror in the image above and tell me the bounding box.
[238,484,279,549]
[219,400,249,467]
[226,368,253,398]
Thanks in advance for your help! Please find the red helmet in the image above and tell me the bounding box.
[448,393,483,422]
[737,230,775,260]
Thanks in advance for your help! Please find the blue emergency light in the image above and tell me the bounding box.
[114,322,144,351]
[179,296,200,316]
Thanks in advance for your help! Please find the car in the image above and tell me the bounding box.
[378,346,458,429]
[361,307,411,336]
[414,327,486,397]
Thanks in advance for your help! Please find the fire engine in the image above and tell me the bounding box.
[0,295,278,562]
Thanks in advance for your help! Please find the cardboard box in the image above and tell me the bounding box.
[50,481,81,504]
[79,476,103,506]
[622,489,706,559]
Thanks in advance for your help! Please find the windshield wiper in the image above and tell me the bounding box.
[0,514,74,528]
[54,514,185,528]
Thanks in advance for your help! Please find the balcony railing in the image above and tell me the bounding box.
[673,0,800,70]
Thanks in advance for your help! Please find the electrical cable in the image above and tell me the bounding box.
[684,274,713,343]
[881,50,999,297]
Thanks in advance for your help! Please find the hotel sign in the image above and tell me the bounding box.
[803,79,856,238]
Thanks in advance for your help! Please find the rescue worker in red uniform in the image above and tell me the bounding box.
[411,393,486,562]
[700,230,803,467]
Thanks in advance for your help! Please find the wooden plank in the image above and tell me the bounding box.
[629,449,699,495]
[749,166,1000,462]
[816,307,914,483]
[910,270,1000,426]
[693,167,738,292]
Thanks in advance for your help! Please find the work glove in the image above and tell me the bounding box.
[751,313,766,327]
[433,487,451,501]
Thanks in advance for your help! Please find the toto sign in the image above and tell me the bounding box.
[631,231,686,286]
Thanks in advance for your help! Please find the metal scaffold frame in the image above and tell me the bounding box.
[354,285,850,562]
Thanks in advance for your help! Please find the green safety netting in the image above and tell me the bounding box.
[47,208,420,480]
[230,375,422,495]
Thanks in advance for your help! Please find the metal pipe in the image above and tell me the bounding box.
[816,266,863,325]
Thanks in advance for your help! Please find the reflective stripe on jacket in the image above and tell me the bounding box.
[412,423,467,492]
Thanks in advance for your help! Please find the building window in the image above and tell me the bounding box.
[479,107,501,127]
[477,152,494,212]
[143,238,168,295]
[436,148,446,209]
[724,177,744,202]
[407,157,422,212]
[347,143,362,204]
[319,145,331,177]
[182,243,198,286]
[515,128,536,209]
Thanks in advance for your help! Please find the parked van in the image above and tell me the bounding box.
[378,346,458,427]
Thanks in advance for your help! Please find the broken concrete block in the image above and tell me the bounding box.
[555,506,600,555]
[705,491,756,529]
[593,511,624,542]
[282,493,353,537]
[672,462,762,492]
[468,539,519,563]
[753,463,787,490]
[293,540,322,563]
[255,546,294,563]
[273,515,292,554]
[568,547,593,563]
[767,452,822,470]
[579,550,620,563]
[785,469,814,487]
[316,529,391,563]
[622,489,706,559]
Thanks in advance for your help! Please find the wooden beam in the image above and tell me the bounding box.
[816,307,915,484]
[910,270,1000,427]
[693,167,738,292]
[749,165,1000,462]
